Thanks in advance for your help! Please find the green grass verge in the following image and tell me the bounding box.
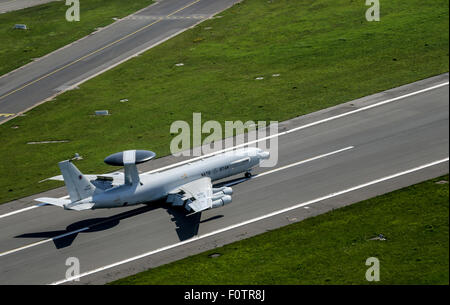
[0,0,153,76]
[110,175,449,285]
[0,0,448,204]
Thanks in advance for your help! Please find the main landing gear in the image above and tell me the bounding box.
[245,171,252,178]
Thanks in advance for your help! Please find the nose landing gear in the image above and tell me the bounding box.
[245,172,252,178]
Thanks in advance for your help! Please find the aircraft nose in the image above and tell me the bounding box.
[258,150,270,160]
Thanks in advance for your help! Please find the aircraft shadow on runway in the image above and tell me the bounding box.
[14,177,245,249]
[164,207,202,241]
[14,203,221,249]
[163,205,225,240]
[15,204,163,249]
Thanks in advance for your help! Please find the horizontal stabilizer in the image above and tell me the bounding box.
[46,175,64,181]
[65,202,95,211]
[46,172,124,186]
[34,197,94,210]
[46,174,97,181]
[35,197,71,207]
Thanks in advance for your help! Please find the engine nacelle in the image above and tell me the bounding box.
[213,186,233,195]
[211,195,232,209]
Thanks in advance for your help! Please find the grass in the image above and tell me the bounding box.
[0,0,448,204]
[110,175,449,285]
[0,0,153,76]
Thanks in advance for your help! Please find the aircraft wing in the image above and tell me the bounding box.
[169,177,213,213]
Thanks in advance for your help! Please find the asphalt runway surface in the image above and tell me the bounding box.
[0,0,58,14]
[0,0,240,123]
[0,73,448,284]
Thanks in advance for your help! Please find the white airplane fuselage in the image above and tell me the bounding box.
[91,148,268,209]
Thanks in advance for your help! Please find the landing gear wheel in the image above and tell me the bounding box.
[245,172,252,178]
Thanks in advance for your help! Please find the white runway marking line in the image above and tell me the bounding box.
[0,199,66,220]
[254,146,353,178]
[0,205,39,219]
[51,157,449,285]
[0,81,448,219]
[0,146,353,258]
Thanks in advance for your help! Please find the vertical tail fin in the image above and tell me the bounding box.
[58,160,96,203]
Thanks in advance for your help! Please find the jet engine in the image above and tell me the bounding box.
[210,186,233,208]
[212,186,233,196]
[211,194,232,209]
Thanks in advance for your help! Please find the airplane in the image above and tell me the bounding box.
[35,147,270,213]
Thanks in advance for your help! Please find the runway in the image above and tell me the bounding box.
[0,0,240,124]
[0,73,448,284]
